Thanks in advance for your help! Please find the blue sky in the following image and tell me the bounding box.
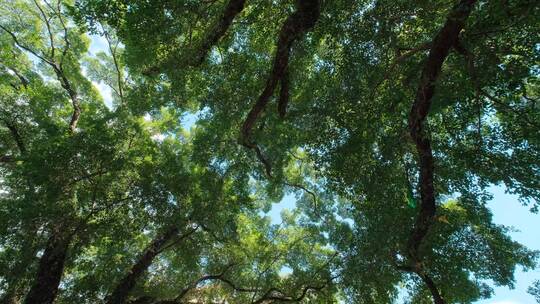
[88,35,539,304]
[473,186,540,304]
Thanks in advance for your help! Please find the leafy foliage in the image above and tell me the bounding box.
[0,0,539,303]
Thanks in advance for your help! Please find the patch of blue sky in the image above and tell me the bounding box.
[88,34,114,108]
[181,111,200,130]
[88,34,108,56]
[474,186,539,304]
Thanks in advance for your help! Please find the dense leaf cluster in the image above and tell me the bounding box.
[1,0,539,303]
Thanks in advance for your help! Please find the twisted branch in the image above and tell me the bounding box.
[406,1,477,303]
[240,0,320,176]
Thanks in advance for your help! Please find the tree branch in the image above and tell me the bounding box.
[106,225,195,304]
[190,0,246,67]
[406,0,477,303]
[32,0,55,59]
[407,0,476,261]
[103,26,125,103]
[143,0,246,75]
[0,155,14,163]
[0,19,81,132]
[240,0,320,177]
[8,66,29,89]
[0,24,54,66]
[453,40,540,129]
[241,0,320,140]
[278,67,290,118]
[252,282,329,304]
[370,42,432,101]
[397,264,445,304]
[3,119,26,154]
[174,263,258,302]
[284,180,318,210]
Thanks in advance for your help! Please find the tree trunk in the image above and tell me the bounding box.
[24,228,72,304]
[105,226,181,304]
[419,272,445,304]
[405,1,477,303]
[407,0,477,260]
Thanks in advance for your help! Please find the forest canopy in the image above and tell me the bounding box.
[0,0,539,303]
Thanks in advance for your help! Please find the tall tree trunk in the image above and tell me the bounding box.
[407,0,477,260]
[240,0,320,176]
[419,273,445,304]
[405,0,477,303]
[106,226,185,304]
[24,227,73,304]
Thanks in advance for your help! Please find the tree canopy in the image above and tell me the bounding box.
[0,0,539,303]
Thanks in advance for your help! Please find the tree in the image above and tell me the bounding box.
[1,0,539,303]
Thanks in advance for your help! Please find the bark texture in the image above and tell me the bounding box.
[240,0,320,176]
[190,0,246,67]
[405,0,477,303]
[24,228,72,304]
[106,226,179,304]
[241,0,320,139]
[106,226,198,304]
[407,0,476,261]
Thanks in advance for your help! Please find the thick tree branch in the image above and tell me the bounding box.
[190,0,246,67]
[419,272,445,304]
[278,68,290,118]
[143,0,246,76]
[23,226,73,304]
[106,226,197,304]
[407,0,476,261]
[397,265,445,304]
[406,0,477,303]
[3,119,26,154]
[241,0,320,137]
[240,0,320,176]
